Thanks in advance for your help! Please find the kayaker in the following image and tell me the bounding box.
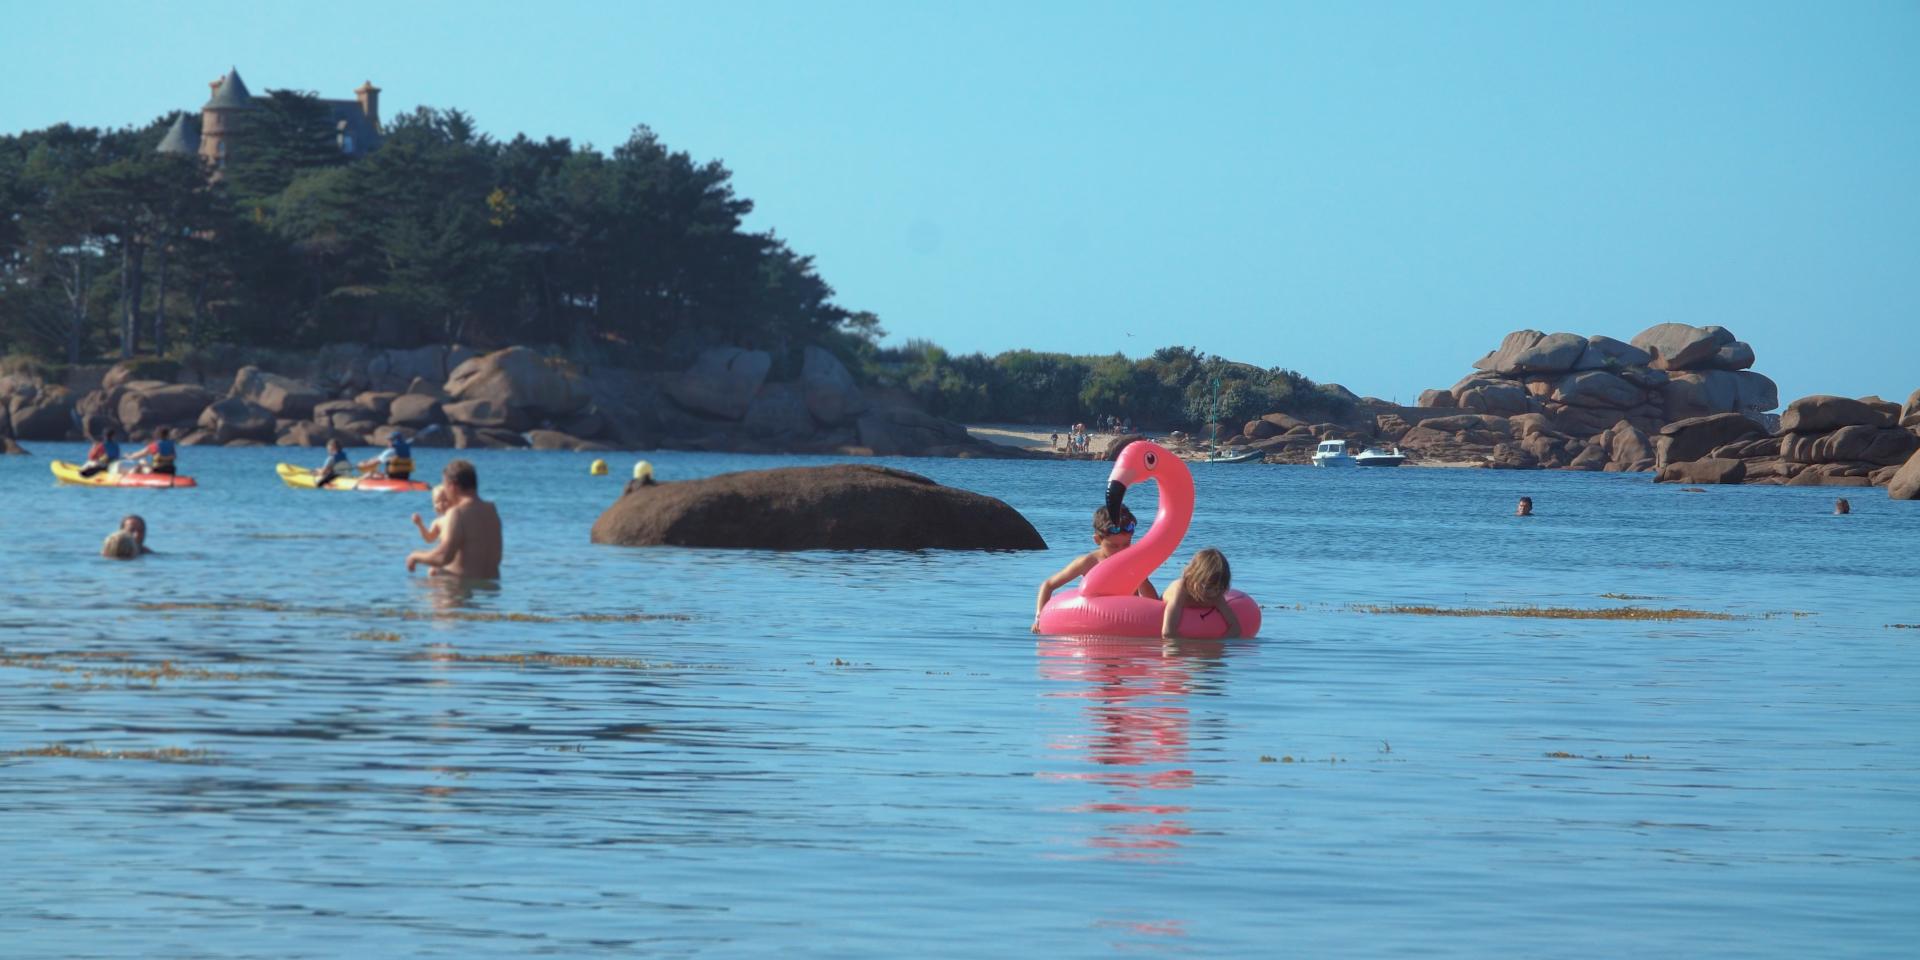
[79,427,123,478]
[314,439,351,488]
[360,432,414,481]
[132,427,178,475]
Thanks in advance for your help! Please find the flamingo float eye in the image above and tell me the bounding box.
[1144,451,1158,469]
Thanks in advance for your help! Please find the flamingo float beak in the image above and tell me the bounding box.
[1105,479,1127,518]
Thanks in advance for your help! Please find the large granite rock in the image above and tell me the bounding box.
[1632,323,1735,370]
[1902,388,1920,431]
[445,346,584,418]
[856,406,975,456]
[117,382,213,436]
[388,393,446,429]
[1553,370,1642,409]
[799,346,867,426]
[667,347,771,421]
[197,397,276,444]
[230,366,325,419]
[742,383,815,440]
[1417,388,1457,408]
[1657,457,1747,485]
[1889,449,1920,501]
[1572,335,1653,371]
[367,345,477,392]
[8,385,75,440]
[1655,413,1764,470]
[589,464,1046,551]
[1662,370,1742,420]
[443,398,528,431]
[1454,379,1532,416]
[1603,421,1656,472]
[1778,395,1895,434]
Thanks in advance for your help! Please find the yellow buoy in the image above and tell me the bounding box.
[632,460,654,483]
[589,458,608,476]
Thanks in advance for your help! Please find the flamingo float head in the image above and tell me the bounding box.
[1106,439,1173,514]
[1082,439,1195,599]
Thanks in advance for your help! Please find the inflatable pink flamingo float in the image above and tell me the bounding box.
[1034,440,1262,638]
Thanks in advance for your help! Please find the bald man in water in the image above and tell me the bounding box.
[406,459,502,579]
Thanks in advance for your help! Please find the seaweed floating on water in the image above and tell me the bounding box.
[411,649,704,671]
[1350,604,1739,622]
[1889,624,1918,630]
[5,743,214,763]
[139,601,693,624]
[0,653,274,683]
[353,630,405,643]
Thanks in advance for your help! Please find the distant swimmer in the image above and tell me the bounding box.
[406,459,502,580]
[119,514,154,554]
[1835,498,1851,515]
[1516,496,1533,517]
[100,531,140,560]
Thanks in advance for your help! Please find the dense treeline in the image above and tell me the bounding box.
[0,94,872,369]
[1,94,1349,431]
[856,342,1355,430]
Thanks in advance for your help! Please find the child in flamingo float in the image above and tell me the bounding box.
[1032,504,1160,632]
[1160,547,1242,640]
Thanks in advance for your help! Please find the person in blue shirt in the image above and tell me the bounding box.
[359,432,414,481]
[314,439,351,487]
[80,427,123,478]
[132,427,177,475]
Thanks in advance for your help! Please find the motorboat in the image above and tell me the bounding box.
[1355,446,1408,467]
[1204,448,1265,464]
[1310,440,1356,468]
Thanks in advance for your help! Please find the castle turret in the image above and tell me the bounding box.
[156,113,201,156]
[354,80,381,132]
[198,67,255,170]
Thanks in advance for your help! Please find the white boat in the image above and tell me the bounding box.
[1311,440,1356,468]
[1205,448,1265,464]
[1355,446,1408,467]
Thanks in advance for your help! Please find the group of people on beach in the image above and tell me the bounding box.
[1032,502,1239,641]
[98,458,504,580]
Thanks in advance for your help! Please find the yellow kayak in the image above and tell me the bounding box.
[276,463,429,493]
[51,460,197,488]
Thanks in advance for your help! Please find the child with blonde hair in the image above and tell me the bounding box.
[1161,547,1240,640]
[411,484,454,543]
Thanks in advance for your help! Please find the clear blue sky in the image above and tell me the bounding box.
[6,1,1916,407]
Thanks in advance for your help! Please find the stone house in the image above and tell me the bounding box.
[156,67,383,168]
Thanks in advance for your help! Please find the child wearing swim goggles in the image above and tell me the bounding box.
[1032,504,1159,631]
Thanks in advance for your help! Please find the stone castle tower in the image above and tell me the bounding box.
[157,67,384,170]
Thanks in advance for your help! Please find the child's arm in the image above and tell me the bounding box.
[1216,599,1242,639]
[1160,580,1189,641]
[1135,577,1159,601]
[411,513,439,543]
[1034,553,1098,625]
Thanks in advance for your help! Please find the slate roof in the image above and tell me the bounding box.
[156,113,200,155]
[319,99,383,155]
[204,67,255,110]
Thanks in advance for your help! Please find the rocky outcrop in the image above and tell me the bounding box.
[197,397,277,444]
[445,346,585,420]
[1652,392,1920,489]
[231,366,325,419]
[7,383,75,440]
[1654,413,1764,471]
[1889,449,1920,501]
[799,346,866,426]
[1657,457,1746,485]
[667,347,770,421]
[118,382,214,436]
[0,341,1026,459]
[589,464,1046,551]
[1399,324,1781,471]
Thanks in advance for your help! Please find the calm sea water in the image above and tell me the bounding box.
[2,444,1916,958]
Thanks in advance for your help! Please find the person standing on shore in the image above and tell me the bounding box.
[406,459,502,580]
